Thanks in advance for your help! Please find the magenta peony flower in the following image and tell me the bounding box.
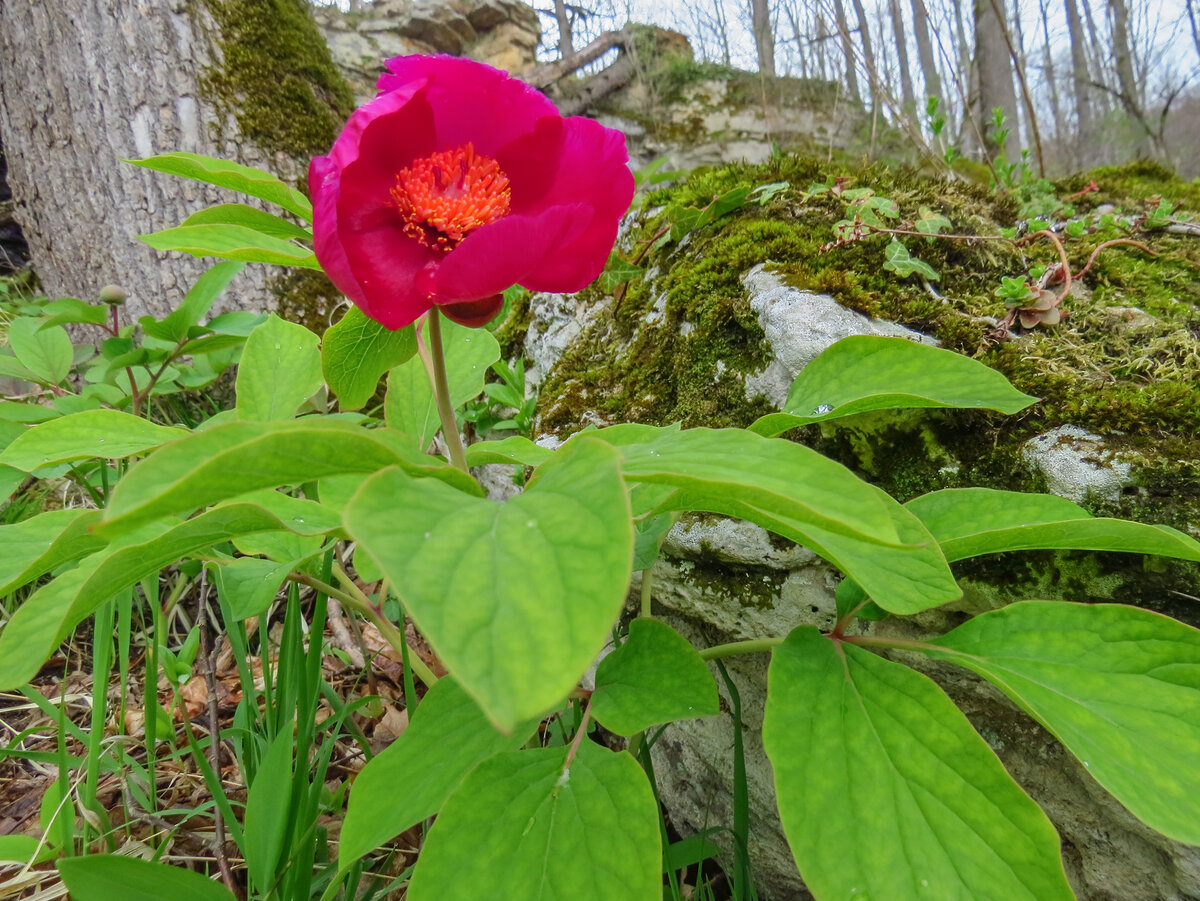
[309,55,635,329]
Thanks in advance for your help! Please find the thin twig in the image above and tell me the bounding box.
[196,574,237,896]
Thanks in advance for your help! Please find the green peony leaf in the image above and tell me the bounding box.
[0,508,106,596]
[764,627,1074,901]
[58,854,237,901]
[0,410,187,472]
[0,503,338,690]
[385,318,499,448]
[462,435,553,468]
[339,677,537,868]
[321,306,417,411]
[6,317,73,386]
[142,261,245,343]
[98,419,480,536]
[181,203,311,241]
[614,428,959,614]
[750,336,1036,437]
[407,742,660,901]
[138,224,320,269]
[235,315,323,421]
[344,437,632,730]
[592,618,719,736]
[927,601,1200,844]
[127,152,312,221]
[907,487,1200,562]
[210,556,293,620]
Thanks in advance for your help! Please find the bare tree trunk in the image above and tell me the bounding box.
[1064,0,1093,165]
[1107,0,1152,156]
[888,0,915,110]
[910,0,941,103]
[973,0,1021,161]
[1037,0,1064,160]
[786,3,809,77]
[750,0,776,76]
[1188,0,1200,62]
[554,0,575,59]
[849,0,880,104]
[831,0,862,102]
[0,0,350,322]
[1081,0,1114,117]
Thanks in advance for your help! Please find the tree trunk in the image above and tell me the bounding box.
[910,0,941,103]
[831,0,861,102]
[1037,0,1063,160]
[972,0,1021,161]
[888,0,915,111]
[553,0,575,60]
[1064,0,1093,165]
[848,0,879,105]
[750,0,776,77]
[1188,0,1200,62]
[0,0,351,323]
[1107,0,1151,156]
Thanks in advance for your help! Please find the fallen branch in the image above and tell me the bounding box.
[521,27,634,89]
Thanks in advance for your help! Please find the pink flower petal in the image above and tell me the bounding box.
[308,156,359,302]
[516,116,634,291]
[378,55,559,156]
[433,204,591,303]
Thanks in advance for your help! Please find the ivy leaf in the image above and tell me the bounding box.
[764,627,1074,901]
[339,678,538,867]
[916,206,953,237]
[407,742,660,901]
[597,255,644,292]
[882,240,941,281]
[749,336,1035,437]
[927,601,1200,844]
[343,437,633,730]
[592,618,719,736]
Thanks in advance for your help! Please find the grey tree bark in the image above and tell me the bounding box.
[553,0,575,59]
[1064,0,1093,165]
[750,0,776,77]
[910,0,941,103]
[1107,0,1153,156]
[848,0,880,104]
[887,0,915,111]
[972,0,1021,161]
[0,0,348,323]
[831,0,861,102]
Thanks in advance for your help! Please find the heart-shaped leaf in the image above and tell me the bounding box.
[927,601,1200,844]
[764,627,1074,901]
[344,437,632,730]
[407,742,659,901]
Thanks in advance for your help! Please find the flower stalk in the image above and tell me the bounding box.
[426,308,471,473]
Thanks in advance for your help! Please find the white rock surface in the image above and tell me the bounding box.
[1021,424,1133,504]
[742,264,936,407]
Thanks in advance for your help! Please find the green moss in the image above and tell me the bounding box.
[270,268,343,336]
[197,0,354,158]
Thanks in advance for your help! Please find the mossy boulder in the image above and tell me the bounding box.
[510,155,1200,900]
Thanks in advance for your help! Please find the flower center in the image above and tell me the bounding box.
[391,143,511,252]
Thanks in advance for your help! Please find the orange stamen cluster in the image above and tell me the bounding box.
[392,143,511,251]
